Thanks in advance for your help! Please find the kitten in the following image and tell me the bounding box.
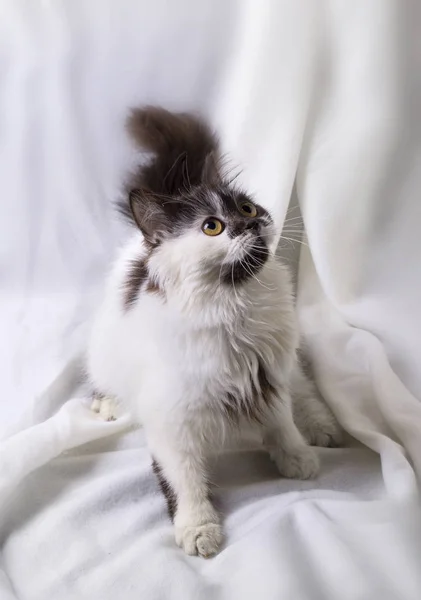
[87,107,341,558]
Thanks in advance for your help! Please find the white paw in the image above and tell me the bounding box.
[91,396,102,413]
[91,395,118,422]
[272,446,320,480]
[175,523,223,558]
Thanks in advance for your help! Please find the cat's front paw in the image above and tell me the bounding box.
[91,394,118,422]
[272,446,319,480]
[175,523,223,558]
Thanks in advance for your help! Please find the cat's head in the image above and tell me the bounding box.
[129,182,276,288]
[123,106,276,295]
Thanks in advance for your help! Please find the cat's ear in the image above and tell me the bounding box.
[129,189,170,245]
[201,151,222,185]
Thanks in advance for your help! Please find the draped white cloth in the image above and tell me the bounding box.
[1,1,420,598]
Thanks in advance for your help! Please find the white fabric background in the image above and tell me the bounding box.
[1,1,421,598]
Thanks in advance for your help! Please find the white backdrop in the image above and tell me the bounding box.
[1,1,421,599]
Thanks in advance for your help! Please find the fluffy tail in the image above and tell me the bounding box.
[124,106,220,200]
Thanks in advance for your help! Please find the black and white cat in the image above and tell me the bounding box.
[87,107,341,558]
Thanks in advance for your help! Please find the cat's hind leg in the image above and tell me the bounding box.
[263,389,320,480]
[291,365,343,448]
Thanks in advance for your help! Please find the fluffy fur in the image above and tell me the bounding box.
[87,107,341,558]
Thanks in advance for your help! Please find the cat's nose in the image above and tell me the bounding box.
[245,220,260,232]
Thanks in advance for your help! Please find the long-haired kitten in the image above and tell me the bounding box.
[87,107,341,558]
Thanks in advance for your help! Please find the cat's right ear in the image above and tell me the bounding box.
[201,151,222,186]
[129,189,169,245]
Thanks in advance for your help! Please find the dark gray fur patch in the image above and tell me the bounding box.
[297,346,313,379]
[123,256,164,309]
[219,190,271,223]
[124,257,148,308]
[152,458,177,521]
[223,361,276,425]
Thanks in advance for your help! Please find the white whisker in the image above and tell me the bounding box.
[279,236,308,247]
[241,259,277,291]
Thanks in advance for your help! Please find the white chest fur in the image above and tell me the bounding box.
[87,234,298,435]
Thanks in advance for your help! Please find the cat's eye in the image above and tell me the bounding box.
[239,201,258,218]
[202,218,224,236]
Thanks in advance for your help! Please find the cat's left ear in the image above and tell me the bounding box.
[201,151,222,185]
[129,189,170,245]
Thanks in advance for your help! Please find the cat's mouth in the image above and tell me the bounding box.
[221,232,269,285]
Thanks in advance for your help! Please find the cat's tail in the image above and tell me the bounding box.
[125,106,220,198]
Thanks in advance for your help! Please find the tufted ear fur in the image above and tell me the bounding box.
[201,151,222,186]
[129,189,172,245]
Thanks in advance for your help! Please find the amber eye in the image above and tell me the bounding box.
[239,201,258,218]
[202,218,224,236]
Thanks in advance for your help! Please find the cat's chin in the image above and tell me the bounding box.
[221,260,263,285]
[221,239,269,285]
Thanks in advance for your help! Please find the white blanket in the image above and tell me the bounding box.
[1,1,421,598]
